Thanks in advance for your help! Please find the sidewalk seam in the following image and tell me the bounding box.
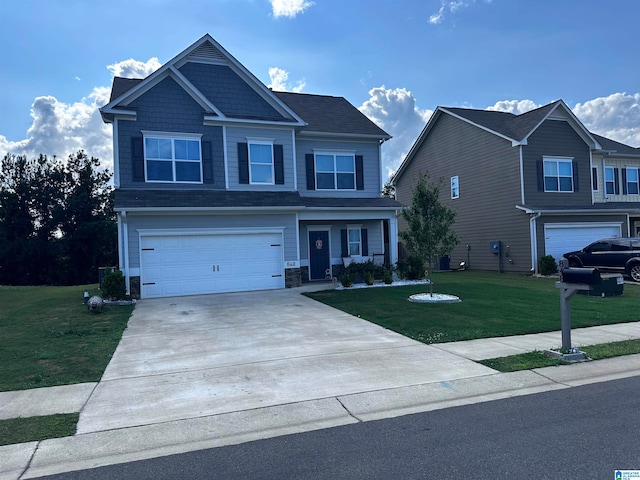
[336,396,363,423]
[18,440,40,480]
[530,369,573,387]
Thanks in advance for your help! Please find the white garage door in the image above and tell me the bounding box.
[140,232,284,298]
[544,223,622,262]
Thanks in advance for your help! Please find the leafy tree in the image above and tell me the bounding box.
[400,173,458,296]
[382,179,396,199]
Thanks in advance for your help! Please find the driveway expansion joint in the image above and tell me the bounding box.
[336,397,363,423]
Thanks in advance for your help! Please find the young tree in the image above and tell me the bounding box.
[382,179,396,199]
[400,173,458,296]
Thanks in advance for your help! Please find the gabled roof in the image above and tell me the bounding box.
[393,99,603,182]
[274,91,390,140]
[100,34,306,127]
[592,133,640,157]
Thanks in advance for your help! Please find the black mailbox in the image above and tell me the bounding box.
[561,267,602,285]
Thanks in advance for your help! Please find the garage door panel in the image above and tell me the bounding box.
[544,224,622,262]
[140,233,284,298]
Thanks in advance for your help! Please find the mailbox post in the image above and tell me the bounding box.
[547,265,602,361]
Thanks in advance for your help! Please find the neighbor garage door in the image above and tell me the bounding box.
[544,223,622,262]
[140,232,284,298]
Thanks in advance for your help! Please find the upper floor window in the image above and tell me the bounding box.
[144,135,202,183]
[543,158,573,192]
[248,140,274,185]
[451,176,459,199]
[625,167,639,195]
[605,167,618,195]
[315,153,355,190]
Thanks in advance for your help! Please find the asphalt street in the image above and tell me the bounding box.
[32,375,640,480]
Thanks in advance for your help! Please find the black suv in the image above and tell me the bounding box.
[563,237,640,282]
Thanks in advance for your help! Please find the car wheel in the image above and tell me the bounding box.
[629,263,640,282]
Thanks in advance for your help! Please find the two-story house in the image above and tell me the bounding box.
[393,100,640,274]
[100,34,400,298]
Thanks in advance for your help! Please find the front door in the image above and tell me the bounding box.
[309,231,330,280]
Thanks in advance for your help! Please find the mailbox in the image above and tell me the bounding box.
[490,240,501,255]
[561,267,602,285]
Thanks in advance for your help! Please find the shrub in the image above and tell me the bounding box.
[383,269,393,285]
[101,270,126,300]
[344,260,385,281]
[339,273,355,288]
[396,255,426,280]
[363,271,375,285]
[538,255,558,276]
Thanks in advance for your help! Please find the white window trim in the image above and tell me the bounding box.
[451,175,459,199]
[143,133,203,184]
[247,138,275,185]
[626,166,639,195]
[543,156,574,193]
[605,166,616,195]
[346,224,362,257]
[314,151,356,191]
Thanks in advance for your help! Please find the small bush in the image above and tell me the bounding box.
[101,270,126,300]
[363,272,375,285]
[339,273,355,288]
[396,256,425,280]
[383,270,393,285]
[344,260,385,280]
[538,255,558,276]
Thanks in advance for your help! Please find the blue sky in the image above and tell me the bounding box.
[1,0,639,178]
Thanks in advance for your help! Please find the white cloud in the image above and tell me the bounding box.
[359,86,433,179]
[487,99,541,114]
[0,58,162,173]
[107,57,161,78]
[268,67,306,92]
[429,0,491,25]
[270,0,314,18]
[573,93,640,147]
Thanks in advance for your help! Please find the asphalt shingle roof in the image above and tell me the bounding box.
[592,133,640,155]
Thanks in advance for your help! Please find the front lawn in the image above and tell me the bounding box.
[305,271,640,344]
[0,284,133,392]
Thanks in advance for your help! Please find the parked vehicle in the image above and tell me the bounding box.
[563,237,640,282]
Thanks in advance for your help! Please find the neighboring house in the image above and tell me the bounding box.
[100,34,400,299]
[393,100,640,274]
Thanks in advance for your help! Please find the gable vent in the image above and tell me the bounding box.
[188,42,226,62]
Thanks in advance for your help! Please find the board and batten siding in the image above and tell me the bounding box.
[522,119,592,207]
[225,125,295,191]
[118,76,225,189]
[296,138,381,198]
[395,112,531,272]
[124,212,298,270]
[591,152,640,204]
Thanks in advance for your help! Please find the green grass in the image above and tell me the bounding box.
[0,284,133,392]
[479,338,640,372]
[0,414,79,446]
[305,271,640,344]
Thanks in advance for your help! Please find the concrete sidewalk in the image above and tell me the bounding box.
[3,286,640,479]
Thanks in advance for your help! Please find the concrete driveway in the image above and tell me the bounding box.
[77,286,494,434]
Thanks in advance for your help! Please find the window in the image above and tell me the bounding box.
[543,158,573,192]
[626,167,639,195]
[451,176,459,199]
[605,167,616,195]
[144,135,202,183]
[347,227,361,256]
[248,141,274,184]
[591,166,599,191]
[315,153,355,190]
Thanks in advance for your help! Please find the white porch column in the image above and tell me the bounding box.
[389,214,399,265]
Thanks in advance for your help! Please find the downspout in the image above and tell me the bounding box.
[530,211,542,273]
[116,213,124,272]
[121,210,130,295]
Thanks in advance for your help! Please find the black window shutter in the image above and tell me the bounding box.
[536,160,544,191]
[306,154,315,190]
[592,167,598,191]
[132,137,144,182]
[361,228,368,256]
[274,144,284,185]
[202,141,213,184]
[614,168,620,194]
[238,143,249,184]
[341,229,348,257]
[572,161,579,192]
[622,168,628,195]
[355,155,364,190]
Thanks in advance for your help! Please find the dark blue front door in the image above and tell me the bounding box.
[309,231,330,280]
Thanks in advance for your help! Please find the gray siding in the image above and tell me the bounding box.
[226,126,295,191]
[118,76,225,189]
[179,62,286,120]
[300,220,384,261]
[395,113,531,272]
[296,138,381,197]
[125,212,298,269]
[523,119,592,207]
